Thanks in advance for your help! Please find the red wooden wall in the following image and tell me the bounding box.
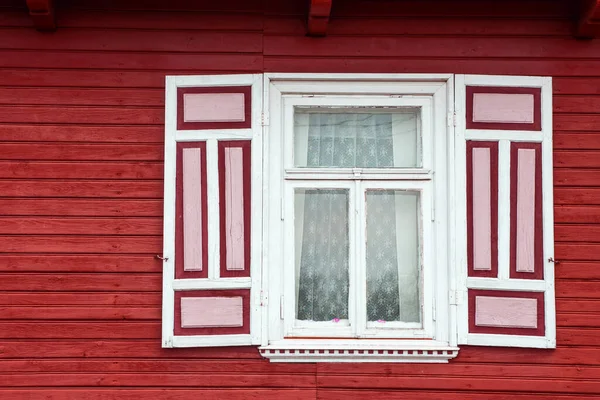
[0,0,599,398]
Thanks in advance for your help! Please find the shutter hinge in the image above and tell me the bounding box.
[261,111,269,127]
[260,290,268,307]
[432,302,436,321]
[280,296,284,320]
[449,290,465,306]
[448,112,457,127]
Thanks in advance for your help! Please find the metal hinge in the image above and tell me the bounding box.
[260,290,268,307]
[280,296,284,320]
[449,290,465,306]
[447,112,457,127]
[432,302,436,321]
[261,111,269,127]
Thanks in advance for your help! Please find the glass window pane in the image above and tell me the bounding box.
[294,109,421,168]
[295,189,350,321]
[365,190,420,323]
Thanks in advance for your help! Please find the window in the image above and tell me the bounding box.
[263,76,454,361]
[161,73,556,363]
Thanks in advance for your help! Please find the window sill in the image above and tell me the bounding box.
[259,339,459,363]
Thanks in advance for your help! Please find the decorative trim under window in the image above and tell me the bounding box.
[260,340,459,363]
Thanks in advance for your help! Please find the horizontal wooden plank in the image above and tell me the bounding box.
[0,217,162,235]
[554,133,600,150]
[265,16,571,36]
[0,274,161,292]
[557,328,600,346]
[56,10,263,30]
[0,372,316,388]
[456,345,600,365]
[554,96,600,114]
[555,188,600,205]
[0,199,162,216]
[0,29,263,53]
[557,299,600,313]
[0,161,163,179]
[0,69,166,89]
[555,115,600,132]
[0,124,164,143]
[318,390,600,400]
[0,106,163,125]
[555,244,600,261]
[0,389,314,400]
[264,57,600,77]
[556,280,600,298]
[0,235,161,253]
[0,254,162,273]
[329,0,572,18]
[557,312,600,328]
[0,322,159,339]
[0,339,262,359]
[0,88,164,107]
[317,363,600,380]
[554,78,600,95]
[0,143,162,161]
[0,306,161,321]
[264,37,600,59]
[315,375,600,394]
[0,359,313,374]
[555,225,600,243]
[0,293,162,306]
[0,180,162,198]
[0,50,262,71]
[555,206,600,223]
[554,169,600,186]
[554,152,600,168]
[61,0,264,13]
[555,262,600,280]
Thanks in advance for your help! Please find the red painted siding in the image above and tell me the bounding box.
[0,0,599,398]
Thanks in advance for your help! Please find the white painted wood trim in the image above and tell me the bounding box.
[465,130,544,142]
[466,333,553,349]
[162,76,178,348]
[466,277,546,292]
[497,140,511,280]
[541,77,556,348]
[206,139,220,281]
[175,130,254,141]
[172,278,252,291]
[173,334,253,348]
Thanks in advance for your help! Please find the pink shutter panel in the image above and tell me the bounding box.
[219,140,251,278]
[175,142,208,279]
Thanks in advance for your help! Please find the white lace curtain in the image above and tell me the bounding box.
[294,112,421,323]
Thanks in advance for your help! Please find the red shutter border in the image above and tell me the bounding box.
[466,86,542,131]
[174,289,251,336]
[177,86,252,130]
[219,140,252,278]
[468,289,545,337]
[466,141,499,278]
[510,142,544,280]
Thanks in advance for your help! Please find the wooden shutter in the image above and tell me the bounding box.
[455,75,555,348]
[162,74,262,348]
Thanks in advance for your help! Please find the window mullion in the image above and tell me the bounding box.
[353,180,367,337]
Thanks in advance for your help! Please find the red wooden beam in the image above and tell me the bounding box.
[576,0,600,38]
[307,0,332,37]
[25,0,55,31]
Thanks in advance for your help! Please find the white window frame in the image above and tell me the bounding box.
[260,74,459,362]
